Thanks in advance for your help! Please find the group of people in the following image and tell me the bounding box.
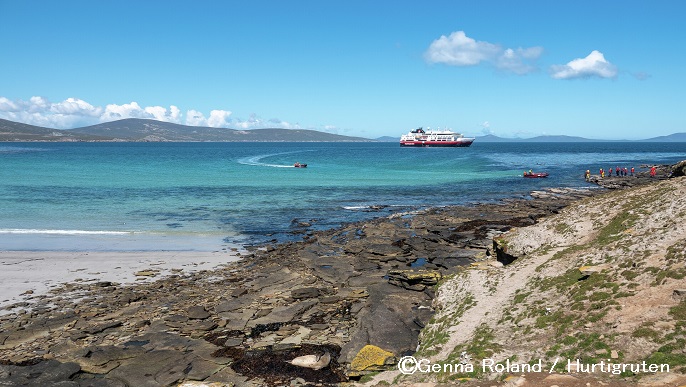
[585,166,636,180]
[584,165,659,180]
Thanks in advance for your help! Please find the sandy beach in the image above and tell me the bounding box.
[0,250,241,312]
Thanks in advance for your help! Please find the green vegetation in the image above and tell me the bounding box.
[554,222,574,235]
[592,211,639,247]
[418,292,476,357]
[425,180,686,382]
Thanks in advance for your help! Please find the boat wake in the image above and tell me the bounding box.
[238,151,312,168]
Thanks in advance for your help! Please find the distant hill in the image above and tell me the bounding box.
[474,134,511,142]
[478,133,686,142]
[477,134,606,142]
[0,118,374,142]
[375,136,399,142]
[524,135,604,142]
[0,119,112,141]
[643,133,686,142]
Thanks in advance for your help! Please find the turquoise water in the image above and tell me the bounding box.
[1,142,684,251]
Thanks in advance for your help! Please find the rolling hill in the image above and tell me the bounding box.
[0,119,113,141]
[0,118,373,142]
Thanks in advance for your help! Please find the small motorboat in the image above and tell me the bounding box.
[294,162,308,168]
[523,171,548,178]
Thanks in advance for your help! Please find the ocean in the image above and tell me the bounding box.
[1,141,684,251]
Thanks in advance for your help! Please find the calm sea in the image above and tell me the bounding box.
[1,142,683,251]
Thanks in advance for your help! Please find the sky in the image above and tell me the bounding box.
[1,0,685,140]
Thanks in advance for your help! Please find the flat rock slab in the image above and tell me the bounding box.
[107,349,190,387]
[248,299,319,327]
[0,360,81,386]
[187,306,211,320]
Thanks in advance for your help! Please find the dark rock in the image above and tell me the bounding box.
[186,320,218,332]
[0,360,80,386]
[186,358,226,380]
[187,306,211,320]
[291,287,320,299]
[84,320,122,334]
[164,314,189,323]
[215,298,248,313]
[494,237,518,265]
[107,349,189,387]
[672,160,686,177]
[74,377,127,386]
[387,269,441,291]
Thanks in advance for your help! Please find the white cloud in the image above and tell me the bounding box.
[28,96,50,112]
[144,105,182,123]
[51,98,102,117]
[101,101,149,121]
[207,110,232,127]
[425,31,500,66]
[550,50,618,79]
[0,97,21,112]
[185,109,207,127]
[425,31,542,75]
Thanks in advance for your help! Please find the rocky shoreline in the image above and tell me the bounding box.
[0,167,676,386]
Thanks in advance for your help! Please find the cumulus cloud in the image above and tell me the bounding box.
[143,105,182,123]
[185,109,207,127]
[207,110,233,127]
[424,31,501,66]
[550,50,618,79]
[0,95,309,131]
[0,97,20,111]
[424,31,542,74]
[51,98,102,116]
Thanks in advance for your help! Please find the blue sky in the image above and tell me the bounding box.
[1,0,684,139]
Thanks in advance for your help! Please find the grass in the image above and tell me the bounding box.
[423,180,686,381]
[417,292,476,356]
[592,211,639,247]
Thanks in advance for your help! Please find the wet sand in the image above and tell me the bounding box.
[0,250,241,311]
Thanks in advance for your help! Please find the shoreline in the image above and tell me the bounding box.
[0,231,238,254]
[0,167,678,386]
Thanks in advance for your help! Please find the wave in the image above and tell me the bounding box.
[0,229,133,235]
[237,151,312,168]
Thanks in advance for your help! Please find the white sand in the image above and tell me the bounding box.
[0,250,241,311]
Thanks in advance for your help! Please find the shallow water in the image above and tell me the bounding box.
[1,141,683,251]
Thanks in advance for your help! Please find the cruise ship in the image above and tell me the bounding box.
[399,127,475,147]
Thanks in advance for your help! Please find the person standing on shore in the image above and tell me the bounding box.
[585,170,591,180]
[631,167,635,176]
[600,168,605,178]
[651,165,657,177]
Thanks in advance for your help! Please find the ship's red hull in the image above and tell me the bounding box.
[400,140,474,147]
